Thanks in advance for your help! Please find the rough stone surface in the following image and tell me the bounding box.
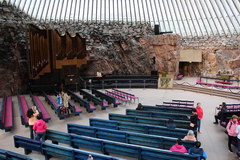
[0,1,29,96]
[182,36,240,77]
[0,1,239,96]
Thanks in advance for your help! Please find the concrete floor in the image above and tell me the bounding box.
[0,88,240,160]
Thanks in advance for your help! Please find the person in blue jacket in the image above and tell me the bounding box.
[56,93,63,106]
[188,141,207,160]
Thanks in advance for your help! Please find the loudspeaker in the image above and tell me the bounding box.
[154,25,160,35]
[151,70,158,76]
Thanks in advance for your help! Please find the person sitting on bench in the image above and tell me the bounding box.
[166,118,176,129]
[136,103,143,110]
[188,141,207,160]
[169,138,187,153]
[183,130,197,141]
[214,102,227,125]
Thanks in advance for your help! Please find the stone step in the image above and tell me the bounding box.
[173,84,240,100]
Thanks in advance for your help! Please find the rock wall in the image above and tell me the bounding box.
[182,36,240,78]
[0,1,29,96]
[0,2,181,96]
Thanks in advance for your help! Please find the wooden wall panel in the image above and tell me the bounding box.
[28,25,87,79]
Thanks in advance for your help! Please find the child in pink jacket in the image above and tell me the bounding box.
[226,115,238,152]
[169,138,187,153]
[33,114,47,141]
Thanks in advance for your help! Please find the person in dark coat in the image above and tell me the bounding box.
[214,102,227,124]
[188,108,198,137]
[136,103,143,110]
[188,141,207,160]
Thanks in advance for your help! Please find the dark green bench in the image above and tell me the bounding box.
[67,124,195,150]
[89,118,188,138]
[109,113,190,129]
[126,109,190,121]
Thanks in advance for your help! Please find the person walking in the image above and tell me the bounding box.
[33,114,47,141]
[226,115,238,152]
[196,103,203,133]
[235,120,240,157]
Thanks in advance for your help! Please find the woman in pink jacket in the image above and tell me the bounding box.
[33,114,47,141]
[226,115,238,152]
[169,138,187,153]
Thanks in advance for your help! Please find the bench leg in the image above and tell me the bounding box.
[103,151,109,155]
[24,149,32,155]
[52,141,58,145]
[45,154,52,160]
[72,145,78,149]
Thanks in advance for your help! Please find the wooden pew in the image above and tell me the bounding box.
[67,124,195,150]
[0,97,13,132]
[68,90,96,113]
[126,109,190,121]
[0,97,4,129]
[109,113,190,129]
[14,136,124,160]
[68,100,83,116]
[44,129,199,160]
[143,105,193,115]
[89,118,189,138]
[92,89,121,107]
[163,102,194,108]
[112,89,139,102]
[0,149,33,160]
[42,91,67,120]
[156,104,194,110]
[31,95,51,122]
[79,89,108,110]
[219,109,240,127]
[105,91,129,102]
[17,96,29,127]
[172,100,194,104]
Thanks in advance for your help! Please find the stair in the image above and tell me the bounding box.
[173,84,240,100]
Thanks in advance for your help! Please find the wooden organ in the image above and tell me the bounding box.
[28,25,87,81]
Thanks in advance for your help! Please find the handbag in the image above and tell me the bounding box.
[190,123,195,127]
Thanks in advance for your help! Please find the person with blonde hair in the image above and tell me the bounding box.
[61,91,70,114]
[183,130,197,141]
[26,106,39,139]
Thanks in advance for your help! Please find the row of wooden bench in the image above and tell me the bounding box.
[13,101,202,160]
[0,92,193,132]
[196,78,240,89]
[0,97,13,131]
[0,148,32,160]
[14,126,198,160]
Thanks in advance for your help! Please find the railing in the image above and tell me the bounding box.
[82,75,158,89]
[174,80,240,94]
